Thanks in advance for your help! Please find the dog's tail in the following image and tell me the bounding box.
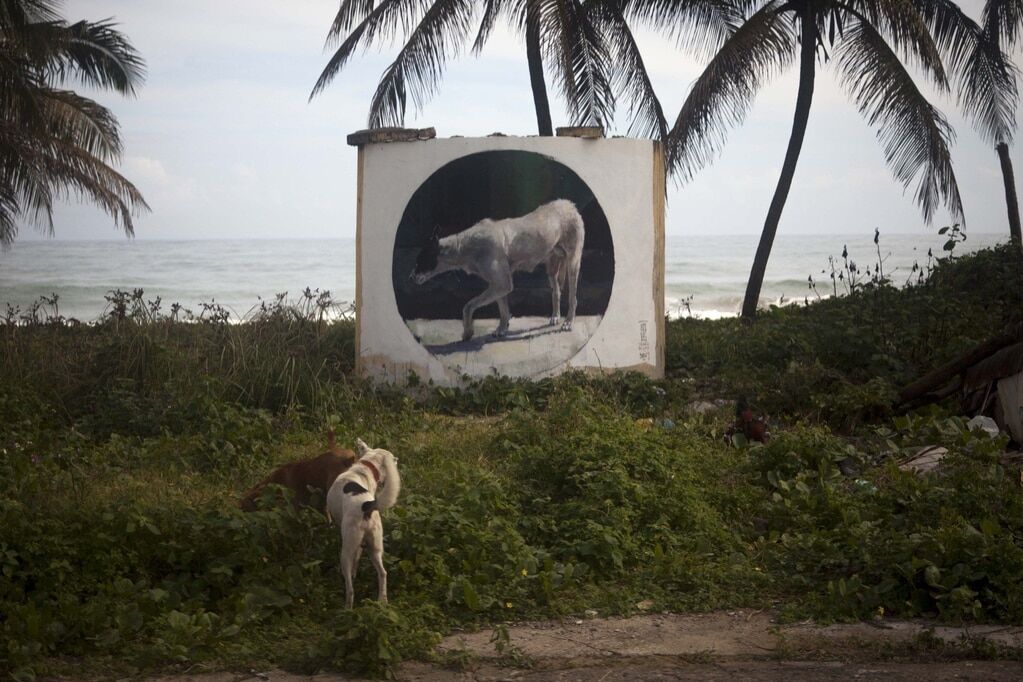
[239,476,273,512]
[239,489,259,512]
[239,485,270,512]
[328,427,337,450]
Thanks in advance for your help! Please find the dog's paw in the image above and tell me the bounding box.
[560,321,573,332]
[548,316,560,326]
[492,328,508,338]
[461,329,474,342]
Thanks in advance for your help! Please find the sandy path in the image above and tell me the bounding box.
[141,611,1023,682]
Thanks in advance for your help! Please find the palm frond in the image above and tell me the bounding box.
[0,0,60,26]
[900,0,1018,144]
[0,122,56,233]
[667,0,796,181]
[0,122,146,238]
[538,0,615,127]
[310,0,423,100]
[1,63,124,165]
[60,19,146,94]
[839,0,947,88]
[36,87,123,160]
[622,0,747,57]
[326,0,380,45]
[367,0,477,127]
[472,0,503,53]
[984,0,1023,46]
[835,18,963,222]
[0,0,148,245]
[959,25,1018,144]
[902,0,980,76]
[0,181,20,248]
[2,18,145,94]
[589,0,667,141]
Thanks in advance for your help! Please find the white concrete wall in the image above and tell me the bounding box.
[357,136,663,386]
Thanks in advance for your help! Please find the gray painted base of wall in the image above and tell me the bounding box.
[405,315,602,378]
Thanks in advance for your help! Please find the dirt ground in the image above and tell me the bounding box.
[143,610,1023,681]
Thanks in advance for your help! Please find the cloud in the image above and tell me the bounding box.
[122,156,170,185]
[120,156,199,205]
[232,164,258,183]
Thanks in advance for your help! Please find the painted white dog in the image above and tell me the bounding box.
[325,438,401,609]
[411,199,585,341]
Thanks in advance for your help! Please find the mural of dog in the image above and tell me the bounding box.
[411,199,585,341]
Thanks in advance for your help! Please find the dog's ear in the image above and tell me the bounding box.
[430,225,441,242]
[355,438,370,457]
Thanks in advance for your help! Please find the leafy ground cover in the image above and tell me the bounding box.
[1,244,1022,679]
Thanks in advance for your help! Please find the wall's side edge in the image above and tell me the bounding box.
[653,140,666,378]
[354,146,365,378]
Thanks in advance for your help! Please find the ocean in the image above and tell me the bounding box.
[0,231,1007,322]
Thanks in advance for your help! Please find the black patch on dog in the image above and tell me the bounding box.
[343,481,367,495]
[361,499,378,520]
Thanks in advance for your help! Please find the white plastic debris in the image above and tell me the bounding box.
[967,415,1001,438]
[686,400,718,415]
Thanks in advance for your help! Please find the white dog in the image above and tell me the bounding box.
[411,199,585,341]
[325,438,401,608]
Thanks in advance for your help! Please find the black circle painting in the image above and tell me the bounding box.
[392,150,615,377]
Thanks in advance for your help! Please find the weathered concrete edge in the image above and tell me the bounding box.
[346,127,437,146]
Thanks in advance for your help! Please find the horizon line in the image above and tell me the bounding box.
[8,231,1012,243]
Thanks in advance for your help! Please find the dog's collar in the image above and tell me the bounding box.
[359,459,381,484]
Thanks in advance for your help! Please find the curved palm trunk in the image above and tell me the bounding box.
[741,11,816,321]
[996,142,1023,251]
[526,3,554,136]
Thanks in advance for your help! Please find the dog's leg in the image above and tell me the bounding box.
[461,268,512,341]
[563,251,582,331]
[368,518,388,604]
[340,526,362,609]
[546,255,563,326]
[495,296,511,336]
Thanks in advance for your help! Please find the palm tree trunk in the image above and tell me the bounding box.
[740,11,816,321]
[996,141,1023,251]
[526,4,553,136]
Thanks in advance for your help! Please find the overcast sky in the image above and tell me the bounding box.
[32,0,1023,239]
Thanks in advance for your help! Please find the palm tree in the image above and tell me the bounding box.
[971,0,1023,250]
[0,0,148,248]
[630,0,970,320]
[310,0,665,138]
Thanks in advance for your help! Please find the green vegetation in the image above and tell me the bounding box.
[2,244,1023,679]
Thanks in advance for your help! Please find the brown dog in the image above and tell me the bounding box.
[240,429,357,512]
